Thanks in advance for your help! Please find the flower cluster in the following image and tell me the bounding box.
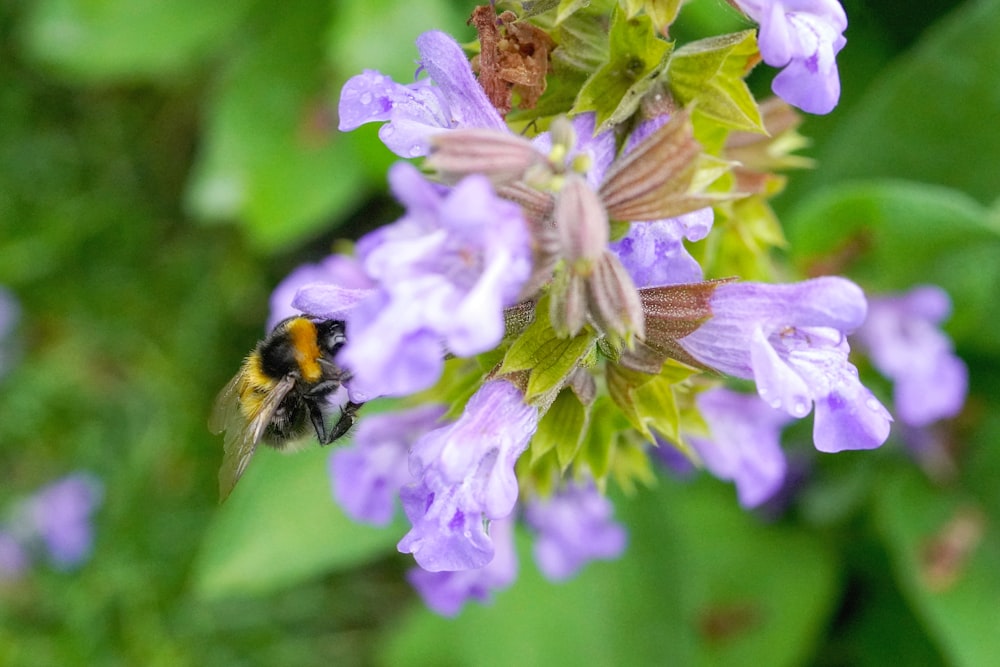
[0,473,103,580]
[252,1,963,614]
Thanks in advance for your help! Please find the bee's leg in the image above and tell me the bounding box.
[322,401,364,445]
[307,402,329,444]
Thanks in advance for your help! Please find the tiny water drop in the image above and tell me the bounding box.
[791,398,810,417]
[409,144,423,157]
[865,397,882,412]
[769,398,782,410]
[360,92,373,105]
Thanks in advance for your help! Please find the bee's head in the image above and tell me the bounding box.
[314,319,347,358]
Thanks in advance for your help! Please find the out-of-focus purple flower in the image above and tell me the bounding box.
[296,163,531,399]
[398,380,538,571]
[688,387,794,508]
[338,30,506,157]
[0,287,20,378]
[407,516,517,616]
[524,482,626,581]
[733,0,847,114]
[0,530,29,581]
[652,438,699,478]
[330,404,446,526]
[268,255,373,330]
[609,208,714,288]
[25,473,103,569]
[855,286,967,428]
[678,277,892,453]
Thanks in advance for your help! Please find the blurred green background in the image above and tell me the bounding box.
[1,0,999,665]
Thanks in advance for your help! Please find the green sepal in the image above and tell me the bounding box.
[607,360,697,442]
[579,396,630,482]
[500,298,597,401]
[530,388,589,465]
[609,437,657,495]
[622,0,682,35]
[667,30,764,133]
[703,194,786,281]
[572,8,672,131]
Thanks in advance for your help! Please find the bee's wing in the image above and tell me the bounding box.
[209,371,244,435]
[215,374,296,502]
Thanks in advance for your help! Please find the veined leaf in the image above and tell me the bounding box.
[667,30,764,133]
[573,9,672,130]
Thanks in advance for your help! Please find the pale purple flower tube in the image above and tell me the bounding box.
[524,482,626,581]
[678,277,892,453]
[732,0,847,114]
[609,208,714,288]
[407,516,517,616]
[329,404,446,526]
[338,30,506,157]
[688,387,794,508]
[397,380,538,571]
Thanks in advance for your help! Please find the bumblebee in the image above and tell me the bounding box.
[210,316,363,501]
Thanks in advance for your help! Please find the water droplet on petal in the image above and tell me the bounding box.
[866,397,882,411]
[792,398,810,417]
[360,92,373,105]
[409,144,423,157]
[382,126,394,137]
[769,399,782,410]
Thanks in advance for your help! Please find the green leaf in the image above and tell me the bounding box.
[785,180,1000,354]
[500,300,596,400]
[380,478,838,667]
[873,469,1000,667]
[185,0,368,250]
[193,444,403,599]
[22,0,252,80]
[530,388,588,465]
[572,9,672,130]
[788,0,1000,208]
[667,30,763,133]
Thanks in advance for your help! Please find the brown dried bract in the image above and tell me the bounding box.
[470,5,554,117]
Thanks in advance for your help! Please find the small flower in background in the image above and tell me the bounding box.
[0,530,29,581]
[0,286,21,379]
[854,285,968,428]
[398,380,538,572]
[524,482,627,581]
[677,277,893,453]
[407,516,517,617]
[330,404,446,526]
[687,388,794,508]
[731,0,847,114]
[0,473,103,579]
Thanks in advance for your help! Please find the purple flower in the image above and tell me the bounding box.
[688,387,794,508]
[678,277,892,453]
[397,380,538,571]
[531,112,617,188]
[733,0,847,114]
[407,516,517,616]
[0,286,20,378]
[296,163,531,399]
[25,474,103,569]
[330,404,446,526]
[609,208,714,288]
[0,530,29,581]
[855,286,968,428]
[524,482,626,581]
[268,255,373,331]
[338,30,506,157]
